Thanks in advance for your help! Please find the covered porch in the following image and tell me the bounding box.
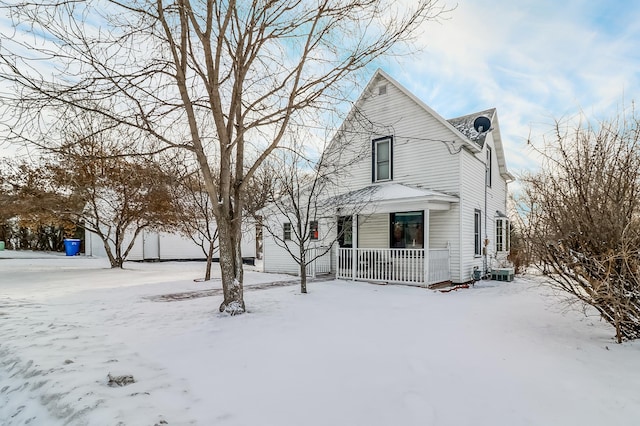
[332,183,458,286]
[336,247,450,285]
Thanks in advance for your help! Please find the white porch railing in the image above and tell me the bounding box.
[429,248,450,284]
[305,246,333,278]
[337,247,450,286]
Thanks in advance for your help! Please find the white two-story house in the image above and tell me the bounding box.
[262,69,514,285]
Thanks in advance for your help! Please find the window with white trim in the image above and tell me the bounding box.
[474,210,482,256]
[283,223,292,241]
[372,136,392,182]
[309,221,319,240]
[496,218,510,252]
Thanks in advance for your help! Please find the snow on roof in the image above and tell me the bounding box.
[447,108,496,148]
[331,183,458,207]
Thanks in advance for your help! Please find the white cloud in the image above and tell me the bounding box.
[387,0,640,178]
[4,0,640,180]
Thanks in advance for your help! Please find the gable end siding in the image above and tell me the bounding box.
[332,79,461,196]
[459,133,509,281]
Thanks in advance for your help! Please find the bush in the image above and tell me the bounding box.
[520,112,640,342]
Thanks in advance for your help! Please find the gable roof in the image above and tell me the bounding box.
[447,108,496,142]
[366,70,483,153]
[330,68,514,181]
[447,108,514,181]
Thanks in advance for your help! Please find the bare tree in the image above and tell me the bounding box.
[507,194,532,274]
[169,165,220,281]
[263,147,332,294]
[262,124,372,293]
[0,0,448,314]
[168,156,273,281]
[520,111,640,342]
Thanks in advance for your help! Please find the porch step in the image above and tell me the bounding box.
[427,280,453,290]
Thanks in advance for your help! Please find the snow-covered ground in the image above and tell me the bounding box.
[0,251,638,425]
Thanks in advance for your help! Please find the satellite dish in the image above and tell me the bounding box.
[473,116,492,134]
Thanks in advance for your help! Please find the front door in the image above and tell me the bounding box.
[337,216,353,248]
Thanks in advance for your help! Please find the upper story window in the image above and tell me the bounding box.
[496,218,510,252]
[486,146,492,187]
[283,223,292,241]
[372,136,392,182]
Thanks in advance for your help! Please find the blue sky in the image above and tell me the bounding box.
[381,0,640,175]
[3,0,640,178]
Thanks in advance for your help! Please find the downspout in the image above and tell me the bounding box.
[459,149,464,283]
[484,166,488,277]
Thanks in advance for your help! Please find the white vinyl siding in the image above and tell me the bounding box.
[263,216,334,275]
[460,133,509,281]
[460,146,488,280]
[262,233,300,275]
[429,208,460,280]
[328,77,461,195]
[357,214,389,248]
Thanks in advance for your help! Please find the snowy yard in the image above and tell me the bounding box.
[1,251,639,426]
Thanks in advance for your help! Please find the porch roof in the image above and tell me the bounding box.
[332,183,459,214]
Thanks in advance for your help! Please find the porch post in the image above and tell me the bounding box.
[423,208,430,285]
[352,214,358,281]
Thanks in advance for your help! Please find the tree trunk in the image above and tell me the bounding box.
[299,247,307,294]
[113,249,124,268]
[204,239,215,281]
[101,237,122,269]
[217,214,245,314]
[300,263,307,294]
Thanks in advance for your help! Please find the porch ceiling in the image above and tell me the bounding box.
[333,183,459,214]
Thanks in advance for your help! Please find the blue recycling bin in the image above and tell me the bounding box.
[64,239,81,256]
